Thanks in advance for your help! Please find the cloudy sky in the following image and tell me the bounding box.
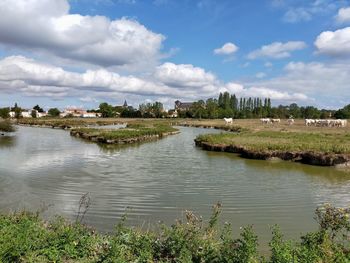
[0,0,350,110]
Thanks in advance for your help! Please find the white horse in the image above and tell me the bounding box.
[224,117,233,124]
[260,118,271,124]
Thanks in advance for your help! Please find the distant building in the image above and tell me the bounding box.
[174,100,193,111]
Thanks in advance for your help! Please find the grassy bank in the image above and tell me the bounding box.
[70,121,179,144]
[195,131,350,166]
[17,118,127,129]
[0,204,349,262]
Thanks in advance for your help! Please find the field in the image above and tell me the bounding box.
[192,119,350,166]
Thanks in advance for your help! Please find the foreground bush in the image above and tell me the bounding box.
[0,120,15,133]
[0,204,349,262]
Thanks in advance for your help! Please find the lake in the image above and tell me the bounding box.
[0,125,349,250]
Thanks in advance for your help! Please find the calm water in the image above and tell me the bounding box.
[1,126,350,248]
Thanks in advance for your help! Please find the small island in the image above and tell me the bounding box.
[195,129,350,167]
[70,121,179,144]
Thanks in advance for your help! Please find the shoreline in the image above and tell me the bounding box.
[194,139,350,167]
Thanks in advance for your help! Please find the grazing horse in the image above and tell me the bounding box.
[260,118,271,124]
[287,118,294,125]
[224,118,233,124]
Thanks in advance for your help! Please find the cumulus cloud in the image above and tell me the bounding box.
[0,55,311,107]
[0,0,164,68]
[248,41,306,59]
[336,7,350,24]
[154,62,217,88]
[246,60,350,108]
[214,42,239,55]
[315,27,350,57]
[0,56,173,98]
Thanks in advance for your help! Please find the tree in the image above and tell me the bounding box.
[48,108,60,117]
[191,100,207,119]
[206,98,219,119]
[99,103,115,118]
[12,103,22,119]
[31,110,37,118]
[334,104,350,119]
[0,108,10,119]
[33,105,44,113]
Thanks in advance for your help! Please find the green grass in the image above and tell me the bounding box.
[71,122,178,141]
[0,204,349,262]
[196,131,350,154]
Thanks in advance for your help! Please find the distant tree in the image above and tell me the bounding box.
[334,104,350,119]
[99,103,115,118]
[0,108,10,119]
[31,110,37,118]
[33,105,44,113]
[12,103,22,119]
[191,100,207,119]
[206,98,219,119]
[48,108,60,117]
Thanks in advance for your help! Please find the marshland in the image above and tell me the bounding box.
[1,117,350,261]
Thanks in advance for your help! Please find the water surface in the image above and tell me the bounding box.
[0,126,349,249]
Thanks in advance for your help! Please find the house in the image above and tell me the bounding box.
[174,100,193,111]
[61,108,86,118]
[167,109,178,118]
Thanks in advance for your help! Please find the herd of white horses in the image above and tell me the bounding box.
[223,117,348,127]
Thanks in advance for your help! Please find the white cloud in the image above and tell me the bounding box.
[0,55,312,107]
[246,60,350,108]
[256,72,267,78]
[214,42,239,55]
[0,56,173,97]
[0,0,165,68]
[283,8,312,23]
[154,62,217,88]
[264,62,273,67]
[336,7,350,24]
[248,41,306,59]
[315,27,350,57]
[275,0,345,23]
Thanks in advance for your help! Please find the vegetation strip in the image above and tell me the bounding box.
[0,204,349,262]
[70,122,179,144]
[195,131,350,167]
[16,118,125,129]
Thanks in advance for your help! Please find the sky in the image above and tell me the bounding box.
[0,0,350,110]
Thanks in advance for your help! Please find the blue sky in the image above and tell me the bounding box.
[0,0,350,110]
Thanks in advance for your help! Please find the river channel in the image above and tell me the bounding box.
[0,125,349,249]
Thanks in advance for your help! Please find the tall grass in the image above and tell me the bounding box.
[0,121,15,133]
[0,204,349,262]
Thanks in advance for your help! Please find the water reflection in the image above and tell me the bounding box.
[0,135,16,148]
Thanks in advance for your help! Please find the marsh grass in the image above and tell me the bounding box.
[196,131,350,154]
[71,122,178,141]
[0,121,15,133]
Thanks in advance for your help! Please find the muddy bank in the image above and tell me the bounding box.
[194,139,350,167]
[71,130,180,144]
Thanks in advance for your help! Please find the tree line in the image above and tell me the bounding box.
[0,97,349,119]
[180,92,349,119]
